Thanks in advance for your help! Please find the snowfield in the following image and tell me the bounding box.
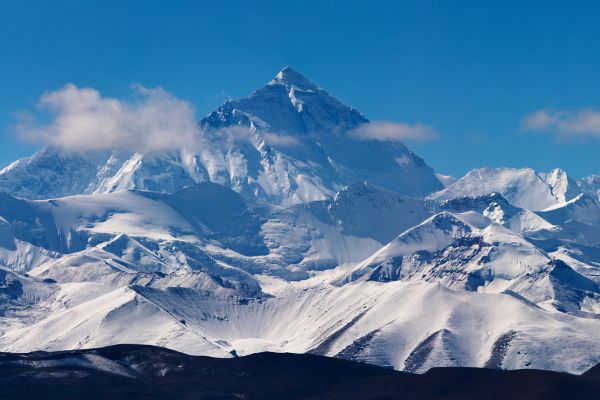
[0,68,599,374]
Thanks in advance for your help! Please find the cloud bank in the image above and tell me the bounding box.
[522,108,600,138]
[15,84,201,152]
[349,121,437,142]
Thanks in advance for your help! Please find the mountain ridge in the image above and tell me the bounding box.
[1,344,599,400]
[0,68,599,375]
[0,68,443,203]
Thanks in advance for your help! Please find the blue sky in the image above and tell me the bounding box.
[1,0,599,178]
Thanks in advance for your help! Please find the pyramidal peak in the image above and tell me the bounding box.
[0,67,443,201]
[268,66,319,91]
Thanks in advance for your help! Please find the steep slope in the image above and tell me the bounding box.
[0,184,598,373]
[438,192,521,224]
[0,148,112,200]
[299,181,434,243]
[0,67,442,203]
[0,186,268,295]
[340,211,600,314]
[0,182,393,285]
[3,275,600,374]
[578,175,600,200]
[539,194,600,226]
[0,284,232,357]
[508,194,600,248]
[430,191,600,288]
[0,69,600,377]
[539,168,582,203]
[429,167,581,210]
[201,67,443,201]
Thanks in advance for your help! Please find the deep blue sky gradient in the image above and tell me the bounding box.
[1,0,599,177]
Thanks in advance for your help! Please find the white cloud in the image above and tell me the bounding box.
[261,132,300,147]
[522,108,600,138]
[15,84,201,152]
[348,121,437,142]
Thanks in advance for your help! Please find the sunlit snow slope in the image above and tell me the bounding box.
[0,68,599,374]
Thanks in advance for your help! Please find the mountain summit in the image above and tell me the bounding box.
[0,68,443,202]
[203,66,367,135]
[0,70,600,376]
[269,66,320,91]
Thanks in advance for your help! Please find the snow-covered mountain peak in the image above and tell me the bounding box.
[539,167,581,203]
[429,167,582,211]
[204,67,367,135]
[578,174,600,200]
[0,68,444,202]
[538,192,600,227]
[269,66,320,92]
[1,70,600,375]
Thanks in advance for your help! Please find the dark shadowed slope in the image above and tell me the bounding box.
[0,345,598,400]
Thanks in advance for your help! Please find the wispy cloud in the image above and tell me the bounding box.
[522,108,600,138]
[348,121,437,142]
[14,84,201,152]
[261,132,300,147]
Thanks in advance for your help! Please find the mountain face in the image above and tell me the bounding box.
[428,167,585,210]
[0,68,600,375]
[578,175,600,200]
[1,180,599,374]
[299,181,435,243]
[0,67,442,204]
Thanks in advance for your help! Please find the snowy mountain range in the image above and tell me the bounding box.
[1,67,600,374]
[0,67,441,203]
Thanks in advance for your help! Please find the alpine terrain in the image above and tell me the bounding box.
[1,67,600,376]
